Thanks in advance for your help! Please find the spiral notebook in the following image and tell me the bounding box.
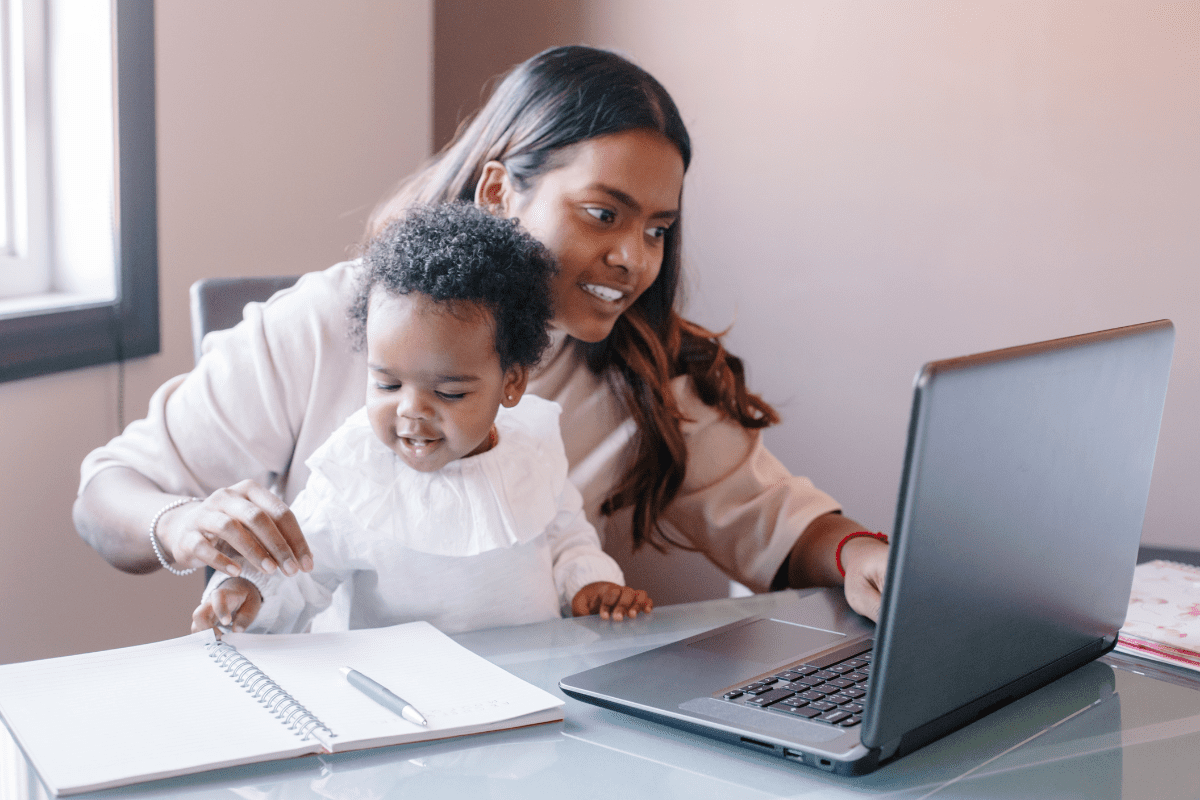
[0,621,563,796]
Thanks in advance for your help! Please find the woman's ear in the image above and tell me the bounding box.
[475,161,514,216]
[501,365,529,408]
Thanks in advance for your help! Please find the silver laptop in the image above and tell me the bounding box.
[560,320,1174,775]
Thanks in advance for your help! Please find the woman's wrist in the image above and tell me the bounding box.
[787,512,875,588]
[835,532,889,578]
[73,468,200,575]
[150,497,202,575]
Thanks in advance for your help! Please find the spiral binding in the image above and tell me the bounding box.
[205,640,336,743]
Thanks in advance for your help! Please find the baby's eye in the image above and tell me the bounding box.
[585,207,615,224]
[436,391,467,401]
[375,382,401,392]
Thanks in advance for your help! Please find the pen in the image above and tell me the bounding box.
[339,667,428,726]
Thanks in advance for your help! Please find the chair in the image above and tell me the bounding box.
[188,275,300,365]
[189,275,299,582]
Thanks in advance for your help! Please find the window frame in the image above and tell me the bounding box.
[0,0,157,384]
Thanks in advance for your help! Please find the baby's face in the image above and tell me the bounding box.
[365,292,520,472]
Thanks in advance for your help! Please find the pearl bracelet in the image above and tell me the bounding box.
[149,497,202,576]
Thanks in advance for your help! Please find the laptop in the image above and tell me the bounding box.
[560,320,1175,775]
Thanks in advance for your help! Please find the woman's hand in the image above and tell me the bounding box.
[837,535,889,622]
[571,582,654,621]
[786,512,890,622]
[191,577,263,633]
[158,480,312,578]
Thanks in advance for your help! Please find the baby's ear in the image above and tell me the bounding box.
[501,365,528,408]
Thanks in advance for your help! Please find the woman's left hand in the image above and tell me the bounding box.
[838,536,889,622]
[786,513,890,622]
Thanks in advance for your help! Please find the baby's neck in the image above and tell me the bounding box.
[463,424,499,460]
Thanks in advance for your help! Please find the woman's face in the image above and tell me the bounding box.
[482,129,685,343]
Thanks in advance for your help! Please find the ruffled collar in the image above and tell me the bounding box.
[302,396,568,557]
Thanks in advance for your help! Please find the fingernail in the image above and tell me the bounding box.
[233,624,245,633]
[261,559,277,574]
[226,564,241,577]
[221,616,231,626]
[614,612,624,621]
[301,555,313,571]
[282,559,298,576]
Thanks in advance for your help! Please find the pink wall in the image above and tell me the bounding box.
[582,2,1199,554]
[433,1,1200,599]
[4,1,1196,664]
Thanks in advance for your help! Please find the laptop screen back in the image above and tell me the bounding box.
[861,321,1174,752]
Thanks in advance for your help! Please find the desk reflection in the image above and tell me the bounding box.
[5,592,1200,800]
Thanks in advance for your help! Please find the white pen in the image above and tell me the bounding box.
[339,667,428,726]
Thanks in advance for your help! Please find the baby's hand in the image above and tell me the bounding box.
[571,582,653,621]
[191,577,263,633]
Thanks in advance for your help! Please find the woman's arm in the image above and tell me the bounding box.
[534,346,889,618]
[784,512,889,622]
[73,262,363,577]
[659,375,889,620]
[73,466,311,577]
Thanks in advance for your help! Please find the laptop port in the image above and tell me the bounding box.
[783,748,803,761]
[739,737,774,751]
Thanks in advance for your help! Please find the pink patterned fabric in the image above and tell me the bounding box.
[1116,560,1200,671]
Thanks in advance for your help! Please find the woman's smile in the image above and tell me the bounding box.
[487,128,685,343]
[579,282,630,303]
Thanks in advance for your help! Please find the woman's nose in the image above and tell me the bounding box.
[607,229,650,274]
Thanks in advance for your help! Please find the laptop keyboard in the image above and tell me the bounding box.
[719,649,872,728]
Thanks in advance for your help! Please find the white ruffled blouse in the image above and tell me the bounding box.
[209,395,623,634]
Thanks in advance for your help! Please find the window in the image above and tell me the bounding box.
[0,0,157,383]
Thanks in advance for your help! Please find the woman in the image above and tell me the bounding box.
[74,46,889,621]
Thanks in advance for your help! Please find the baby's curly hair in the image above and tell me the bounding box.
[349,203,556,370]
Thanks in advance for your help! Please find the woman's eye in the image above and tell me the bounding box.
[648,225,669,240]
[585,207,615,223]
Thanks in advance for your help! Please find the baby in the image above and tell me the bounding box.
[192,203,652,634]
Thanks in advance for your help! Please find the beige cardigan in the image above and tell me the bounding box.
[79,261,839,593]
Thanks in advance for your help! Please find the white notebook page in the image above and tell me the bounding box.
[225,621,563,750]
[0,630,315,794]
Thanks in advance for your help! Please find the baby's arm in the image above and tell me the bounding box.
[191,561,322,634]
[189,486,355,634]
[546,480,654,621]
[191,577,262,632]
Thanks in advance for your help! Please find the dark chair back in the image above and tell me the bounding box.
[188,275,300,365]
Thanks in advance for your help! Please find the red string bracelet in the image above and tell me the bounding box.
[835,531,889,577]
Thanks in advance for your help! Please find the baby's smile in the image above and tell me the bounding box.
[397,431,443,457]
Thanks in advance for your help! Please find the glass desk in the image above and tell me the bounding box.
[5,588,1200,799]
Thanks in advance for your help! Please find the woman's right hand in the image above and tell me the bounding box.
[158,480,313,578]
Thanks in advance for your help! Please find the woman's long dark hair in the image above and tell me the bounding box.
[367,46,778,550]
